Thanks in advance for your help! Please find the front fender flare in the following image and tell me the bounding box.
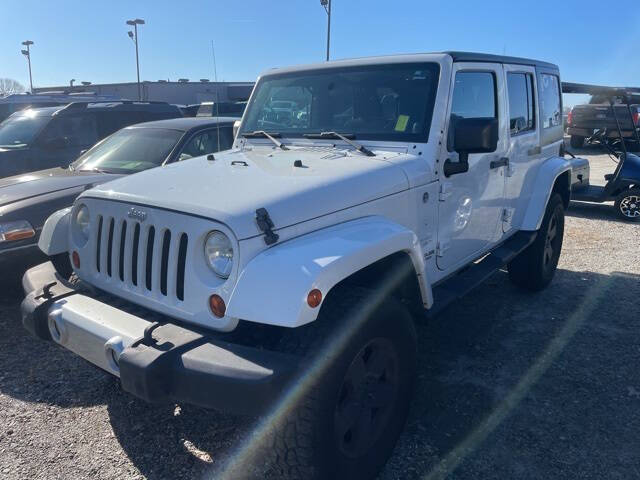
[521,156,571,231]
[38,207,71,256]
[226,216,430,328]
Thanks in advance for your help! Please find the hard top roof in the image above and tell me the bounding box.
[444,51,559,70]
[262,51,559,76]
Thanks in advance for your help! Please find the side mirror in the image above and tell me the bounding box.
[43,137,69,150]
[233,120,241,139]
[445,117,498,177]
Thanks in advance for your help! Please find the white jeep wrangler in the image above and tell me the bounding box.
[22,52,571,479]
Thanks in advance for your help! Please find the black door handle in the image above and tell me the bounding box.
[490,157,509,169]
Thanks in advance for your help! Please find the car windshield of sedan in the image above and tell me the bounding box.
[0,112,50,148]
[240,62,440,143]
[72,127,183,174]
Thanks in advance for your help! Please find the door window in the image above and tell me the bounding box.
[451,72,497,119]
[39,114,98,147]
[449,71,497,150]
[539,74,562,129]
[507,73,535,134]
[178,127,233,160]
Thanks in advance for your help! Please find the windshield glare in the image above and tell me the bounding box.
[73,127,183,173]
[0,113,50,148]
[241,62,440,142]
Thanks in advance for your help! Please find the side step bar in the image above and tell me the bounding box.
[426,231,537,318]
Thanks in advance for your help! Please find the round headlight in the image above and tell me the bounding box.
[73,205,90,245]
[204,231,234,278]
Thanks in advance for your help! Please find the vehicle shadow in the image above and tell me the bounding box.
[381,268,640,479]
[567,200,630,224]
[100,268,640,480]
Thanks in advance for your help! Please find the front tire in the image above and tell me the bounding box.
[508,193,565,291]
[570,135,585,149]
[614,188,640,222]
[268,287,417,480]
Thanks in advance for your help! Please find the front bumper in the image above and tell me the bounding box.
[21,262,299,415]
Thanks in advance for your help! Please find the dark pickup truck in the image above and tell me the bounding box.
[567,94,640,148]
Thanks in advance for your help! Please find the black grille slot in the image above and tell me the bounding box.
[118,221,127,281]
[131,223,140,286]
[176,234,188,301]
[145,227,155,290]
[95,216,103,272]
[106,218,115,277]
[160,230,171,296]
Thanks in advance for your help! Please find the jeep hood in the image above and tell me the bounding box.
[0,167,118,208]
[84,147,412,240]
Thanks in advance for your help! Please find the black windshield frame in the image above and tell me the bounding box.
[241,62,441,143]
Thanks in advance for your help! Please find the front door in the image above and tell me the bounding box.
[436,63,509,271]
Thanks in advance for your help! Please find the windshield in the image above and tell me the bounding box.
[241,62,440,142]
[72,127,183,174]
[0,112,50,148]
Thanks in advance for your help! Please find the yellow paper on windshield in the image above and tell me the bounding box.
[395,115,409,132]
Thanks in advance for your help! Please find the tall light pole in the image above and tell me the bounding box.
[126,18,145,100]
[320,0,331,61]
[21,40,34,92]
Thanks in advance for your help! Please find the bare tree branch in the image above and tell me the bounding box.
[0,78,26,96]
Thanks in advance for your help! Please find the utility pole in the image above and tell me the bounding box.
[126,18,145,100]
[21,40,34,92]
[320,0,331,61]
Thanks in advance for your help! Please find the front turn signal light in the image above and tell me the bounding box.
[72,251,80,269]
[209,294,226,318]
[307,289,322,308]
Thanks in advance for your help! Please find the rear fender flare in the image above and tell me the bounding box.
[226,216,431,328]
[521,156,571,231]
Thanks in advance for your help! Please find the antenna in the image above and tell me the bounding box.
[211,40,221,150]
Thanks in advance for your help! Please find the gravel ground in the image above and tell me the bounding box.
[1,146,639,480]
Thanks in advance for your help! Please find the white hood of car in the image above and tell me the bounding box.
[82,146,413,240]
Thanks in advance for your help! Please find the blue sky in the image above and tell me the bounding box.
[1,0,638,106]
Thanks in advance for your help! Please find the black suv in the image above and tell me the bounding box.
[0,101,182,178]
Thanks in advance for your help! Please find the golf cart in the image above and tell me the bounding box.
[563,82,640,221]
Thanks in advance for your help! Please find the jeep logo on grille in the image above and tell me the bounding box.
[127,207,147,222]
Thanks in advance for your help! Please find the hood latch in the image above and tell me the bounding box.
[255,208,279,245]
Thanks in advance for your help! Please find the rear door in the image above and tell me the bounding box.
[502,65,539,232]
[436,63,509,272]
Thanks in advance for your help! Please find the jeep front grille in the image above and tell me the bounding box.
[94,214,188,301]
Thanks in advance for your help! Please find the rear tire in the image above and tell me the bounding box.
[508,193,565,291]
[266,287,417,480]
[570,135,585,149]
[614,188,640,222]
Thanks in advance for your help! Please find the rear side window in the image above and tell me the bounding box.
[39,114,98,147]
[539,74,562,129]
[178,127,234,160]
[507,73,535,134]
[451,72,497,119]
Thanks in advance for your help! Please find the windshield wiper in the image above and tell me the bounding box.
[303,132,375,156]
[241,130,289,150]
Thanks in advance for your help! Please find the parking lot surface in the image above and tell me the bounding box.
[1,147,639,480]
